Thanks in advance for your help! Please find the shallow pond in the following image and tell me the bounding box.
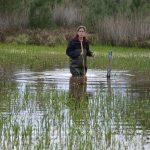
[0,65,149,150]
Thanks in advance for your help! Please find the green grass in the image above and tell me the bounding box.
[0,43,68,70]
[90,44,150,71]
[0,42,150,71]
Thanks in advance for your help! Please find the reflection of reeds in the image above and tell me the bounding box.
[0,84,149,149]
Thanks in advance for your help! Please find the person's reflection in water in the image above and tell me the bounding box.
[69,76,89,126]
[69,76,87,101]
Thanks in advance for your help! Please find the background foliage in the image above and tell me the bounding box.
[0,0,150,46]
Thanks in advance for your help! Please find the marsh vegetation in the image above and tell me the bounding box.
[0,43,150,149]
[0,0,150,47]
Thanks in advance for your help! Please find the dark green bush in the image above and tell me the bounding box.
[29,0,54,28]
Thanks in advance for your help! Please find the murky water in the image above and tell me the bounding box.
[0,67,150,149]
[13,68,150,99]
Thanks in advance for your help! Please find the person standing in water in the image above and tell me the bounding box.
[66,26,95,76]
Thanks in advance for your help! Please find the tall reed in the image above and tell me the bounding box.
[96,16,150,46]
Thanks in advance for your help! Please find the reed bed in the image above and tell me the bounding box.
[0,85,149,149]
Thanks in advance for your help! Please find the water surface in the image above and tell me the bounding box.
[0,67,150,150]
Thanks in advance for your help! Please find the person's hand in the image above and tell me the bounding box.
[92,52,95,57]
[80,52,84,55]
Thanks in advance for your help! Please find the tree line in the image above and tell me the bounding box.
[0,0,150,46]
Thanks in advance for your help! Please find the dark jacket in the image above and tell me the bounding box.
[66,37,93,68]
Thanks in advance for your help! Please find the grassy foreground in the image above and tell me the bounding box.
[0,86,149,150]
[0,43,150,71]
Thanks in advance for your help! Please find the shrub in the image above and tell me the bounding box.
[15,34,30,44]
[29,0,54,28]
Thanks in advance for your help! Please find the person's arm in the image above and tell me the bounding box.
[66,41,81,58]
[86,42,95,57]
